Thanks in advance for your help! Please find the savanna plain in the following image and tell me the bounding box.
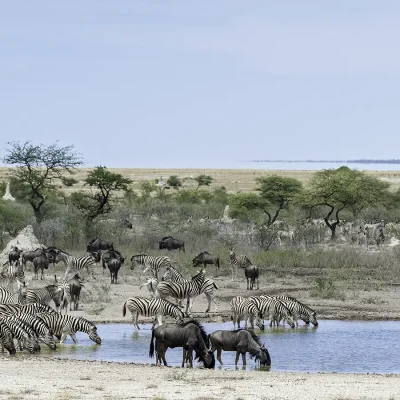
[1,168,400,400]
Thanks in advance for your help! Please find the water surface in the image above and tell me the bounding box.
[21,321,400,374]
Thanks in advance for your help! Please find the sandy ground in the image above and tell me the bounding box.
[0,357,399,400]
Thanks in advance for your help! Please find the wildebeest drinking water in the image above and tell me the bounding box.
[209,329,271,367]
[158,236,185,252]
[149,320,215,368]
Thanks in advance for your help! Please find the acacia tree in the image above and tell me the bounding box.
[194,174,214,188]
[229,176,302,226]
[71,166,132,220]
[302,167,390,239]
[2,141,83,222]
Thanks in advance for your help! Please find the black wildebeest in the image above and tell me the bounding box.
[192,252,220,274]
[22,248,49,269]
[149,320,215,369]
[8,247,22,266]
[158,236,185,252]
[101,250,124,271]
[86,238,114,252]
[69,274,84,311]
[32,253,53,280]
[245,264,259,290]
[107,258,122,284]
[209,329,271,367]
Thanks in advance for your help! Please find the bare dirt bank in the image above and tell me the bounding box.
[0,357,399,400]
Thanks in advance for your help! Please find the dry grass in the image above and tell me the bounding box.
[2,167,400,194]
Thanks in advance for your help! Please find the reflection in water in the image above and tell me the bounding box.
[11,321,400,374]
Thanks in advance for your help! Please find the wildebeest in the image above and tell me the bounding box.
[149,320,215,369]
[107,258,122,284]
[86,238,114,252]
[209,329,271,367]
[245,264,259,290]
[192,252,220,273]
[158,236,185,252]
[32,253,53,280]
[69,274,84,311]
[22,248,49,269]
[8,247,22,266]
[101,250,124,270]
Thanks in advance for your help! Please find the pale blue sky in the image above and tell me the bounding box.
[1,1,400,168]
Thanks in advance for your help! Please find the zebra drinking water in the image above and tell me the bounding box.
[255,295,295,328]
[122,297,184,330]
[37,314,101,344]
[130,254,171,279]
[272,295,318,327]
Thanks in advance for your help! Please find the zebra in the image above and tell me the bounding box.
[273,295,318,327]
[255,295,295,328]
[0,322,17,354]
[122,297,185,330]
[13,312,56,350]
[139,276,159,298]
[0,261,25,291]
[130,254,171,279]
[162,266,219,312]
[0,302,58,316]
[0,281,27,304]
[0,315,39,353]
[155,269,206,316]
[228,247,252,281]
[36,314,101,344]
[229,296,264,330]
[64,254,98,280]
[26,284,64,311]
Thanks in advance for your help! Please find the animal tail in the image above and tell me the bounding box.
[149,327,155,358]
[217,258,220,270]
[182,242,185,253]
[122,301,127,317]
[213,282,219,290]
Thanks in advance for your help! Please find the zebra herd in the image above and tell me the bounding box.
[0,302,101,355]
[230,294,318,330]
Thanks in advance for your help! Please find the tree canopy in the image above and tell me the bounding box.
[302,168,390,238]
[2,141,83,222]
[71,166,132,220]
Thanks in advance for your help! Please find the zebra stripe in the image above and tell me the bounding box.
[14,312,56,350]
[230,296,249,329]
[156,269,205,316]
[163,266,219,312]
[0,283,27,304]
[36,314,101,344]
[26,285,63,311]
[0,316,39,353]
[273,295,318,327]
[122,297,184,330]
[139,276,159,298]
[0,262,25,290]
[0,302,57,315]
[255,295,295,328]
[130,254,171,279]
[228,247,252,281]
[65,255,97,279]
[0,322,16,354]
